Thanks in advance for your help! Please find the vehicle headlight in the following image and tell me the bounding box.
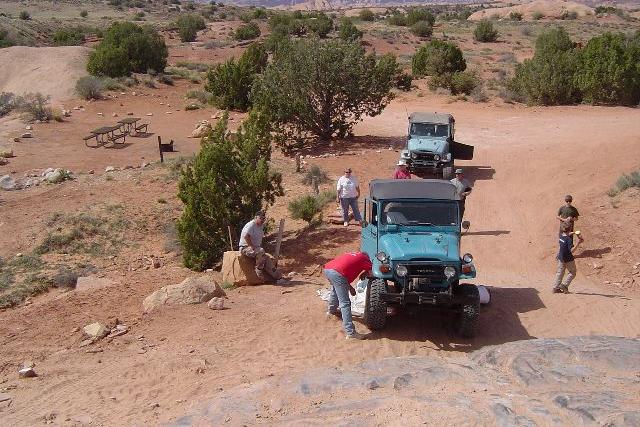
[444,266,456,278]
[411,152,417,159]
[376,251,388,262]
[462,253,473,263]
[396,265,408,277]
[433,154,441,161]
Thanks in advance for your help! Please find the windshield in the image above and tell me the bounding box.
[382,201,458,226]
[410,123,449,138]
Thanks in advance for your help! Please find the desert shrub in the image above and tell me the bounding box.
[338,18,362,41]
[0,92,16,117]
[531,11,544,20]
[185,103,200,110]
[412,39,466,77]
[177,112,283,270]
[509,27,580,105]
[474,19,498,42]
[52,267,79,288]
[406,8,435,27]
[87,22,168,77]
[15,93,53,121]
[608,171,640,196]
[186,89,213,104]
[234,22,260,41]
[253,8,268,20]
[76,76,104,99]
[302,165,330,185]
[560,10,578,20]
[359,9,375,21]
[394,70,413,91]
[176,13,206,42]
[387,12,407,27]
[205,42,267,111]
[306,12,333,38]
[175,61,209,72]
[80,10,88,18]
[53,28,85,46]
[429,70,479,95]
[252,38,397,145]
[0,30,14,48]
[410,21,433,38]
[156,73,174,85]
[19,11,30,20]
[509,11,523,21]
[574,32,640,106]
[142,76,156,88]
[100,77,124,90]
[132,11,145,21]
[240,11,253,23]
[288,195,321,224]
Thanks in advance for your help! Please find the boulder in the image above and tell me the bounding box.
[207,297,225,310]
[0,175,18,191]
[0,148,14,158]
[45,168,67,184]
[83,322,110,340]
[221,251,273,286]
[143,276,226,313]
[190,121,212,138]
[21,132,32,138]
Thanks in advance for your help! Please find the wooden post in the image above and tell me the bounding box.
[273,219,285,266]
[158,135,164,163]
[295,153,301,173]
[227,225,234,250]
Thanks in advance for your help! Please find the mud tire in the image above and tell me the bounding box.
[454,284,480,338]
[364,279,387,330]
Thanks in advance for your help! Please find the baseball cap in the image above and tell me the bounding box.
[397,159,407,166]
[455,168,463,174]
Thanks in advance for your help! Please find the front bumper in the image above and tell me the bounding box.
[381,285,477,308]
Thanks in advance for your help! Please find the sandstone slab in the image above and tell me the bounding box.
[143,276,225,313]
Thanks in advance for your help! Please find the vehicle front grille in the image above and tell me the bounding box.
[405,264,445,280]
[414,152,436,161]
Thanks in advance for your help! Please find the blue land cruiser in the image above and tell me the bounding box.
[360,179,479,337]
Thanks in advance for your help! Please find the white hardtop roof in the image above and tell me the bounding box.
[409,112,454,125]
[369,179,460,201]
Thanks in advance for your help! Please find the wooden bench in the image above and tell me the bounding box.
[135,123,149,134]
[108,132,126,144]
[83,134,98,148]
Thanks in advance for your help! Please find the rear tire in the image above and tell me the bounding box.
[454,284,480,338]
[364,279,387,330]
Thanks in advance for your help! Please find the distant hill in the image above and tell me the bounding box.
[216,0,483,8]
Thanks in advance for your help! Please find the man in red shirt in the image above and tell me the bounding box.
[393,159,412,179]
[324,252,373,340]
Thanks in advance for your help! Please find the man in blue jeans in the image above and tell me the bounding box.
[324,252,373,340]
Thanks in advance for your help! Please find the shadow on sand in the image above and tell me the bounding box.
[362,285,544,353]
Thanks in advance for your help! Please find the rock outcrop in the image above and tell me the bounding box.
[143,276,226,313]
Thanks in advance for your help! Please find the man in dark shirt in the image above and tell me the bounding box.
[557,194,579,233]
[553,222,577,294]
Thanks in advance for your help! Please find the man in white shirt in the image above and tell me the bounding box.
[239,211,282,281]
[450,168,472,220]
[336,168,362,227]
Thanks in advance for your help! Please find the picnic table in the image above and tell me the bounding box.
[117,117,149,136]
[83,125,126,147]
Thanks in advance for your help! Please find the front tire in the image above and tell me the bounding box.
[454,284,480,338]
[364,279,387,330]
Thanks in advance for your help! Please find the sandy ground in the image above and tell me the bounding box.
[0,74,639,425]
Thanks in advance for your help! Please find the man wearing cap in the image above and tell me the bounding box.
[450,168,472,220]
[336,168,362,227]
[324,251,373,340]
[393,159,412,179]
[239,211,283,282]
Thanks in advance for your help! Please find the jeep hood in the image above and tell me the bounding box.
[378,231,459,262]
[407,137,448,154]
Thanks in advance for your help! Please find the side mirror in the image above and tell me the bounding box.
[461,220,470,231]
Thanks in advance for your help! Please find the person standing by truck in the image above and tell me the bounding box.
[324,252,373,340]
[393,159,412,179]
[450,168,472,220]
[336,168,362,227]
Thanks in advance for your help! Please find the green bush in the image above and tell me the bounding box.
[87,22,168,77]
[53,28,85,46]
[387,12,407,26]
[608,171,640,196]
[306,12,333,38]
[410,21,433,38]
[19,11,30,20]
[0,30,14,48]
[15,93,53,121]
[429,70,479,95]
[574,32,640,106]
[559,10,578,20]
[406,8,435,27]
[509,11,523,21]
[509,27,580,105]
[338,18,362,41]
[234,22,260,41]
[252,38,397,145]
[80,10,88,18]
[532,11,544,20]
[76,76,104,100]
[204,42,267,111]
[176,13,206,42]
[288,195,321,224]
[474,19,498,42]
[177,112,283,270]
[412,40,466,77]
[359,9,375,21]
[0,92,16,117]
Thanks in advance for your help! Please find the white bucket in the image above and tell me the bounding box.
[477,285,491,305]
